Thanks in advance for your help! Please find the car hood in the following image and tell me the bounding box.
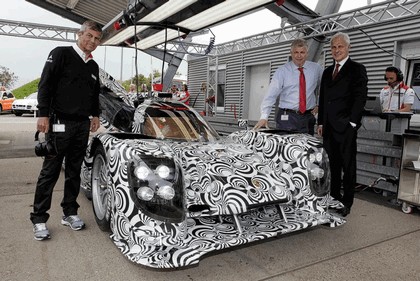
[171,138,294,217]
[13,99,37,106]
[98,130,319,217]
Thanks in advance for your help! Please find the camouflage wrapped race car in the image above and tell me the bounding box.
[80,70,345,268]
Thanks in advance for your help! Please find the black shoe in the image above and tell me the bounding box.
[336,206,351,217]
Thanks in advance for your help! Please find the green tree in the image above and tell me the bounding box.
[0,66,18,89]
[122,72,162,92]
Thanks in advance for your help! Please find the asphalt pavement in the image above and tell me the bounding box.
[1,114,420,281]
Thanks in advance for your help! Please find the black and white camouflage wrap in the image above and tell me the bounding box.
[79,73,346,268]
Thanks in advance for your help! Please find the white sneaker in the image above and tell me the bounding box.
[61,215,85,231]
[33,223,51,241]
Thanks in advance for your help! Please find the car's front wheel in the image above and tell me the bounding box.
[14,112,23,116]
[91,146,111,232]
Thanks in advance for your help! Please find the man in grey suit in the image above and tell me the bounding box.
[317,32,368,217]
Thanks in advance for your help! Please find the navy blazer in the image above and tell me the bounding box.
[318,58,368,134]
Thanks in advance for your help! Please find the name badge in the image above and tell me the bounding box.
[281,114,289,121]
[53,124,66,132]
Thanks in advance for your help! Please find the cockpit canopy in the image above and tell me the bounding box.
[138,100,220,142]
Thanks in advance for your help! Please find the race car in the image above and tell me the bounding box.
[79,70,346,268]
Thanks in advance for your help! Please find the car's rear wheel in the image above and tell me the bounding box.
[91,146,111,232]
[0,105,3,114]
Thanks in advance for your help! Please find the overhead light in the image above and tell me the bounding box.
[137,0,197,23]
[135,0,274,49]
[177,0,274,31]
[131,29,185,50]
[104,0,196,45]
[103,26,136,45]
[66,0,79,10]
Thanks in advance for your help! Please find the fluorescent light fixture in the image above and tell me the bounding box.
[131,29,185,50]
[135,0,274,49]
[138,0,197,23]
[177,0,274,31]
[103,0,197,45]
[103,26,136,45]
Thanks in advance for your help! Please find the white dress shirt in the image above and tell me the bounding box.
[260,60,323,119]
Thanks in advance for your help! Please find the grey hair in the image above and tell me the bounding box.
[80,20,102,35]
[290,38,308,50]
[331,32,350,46]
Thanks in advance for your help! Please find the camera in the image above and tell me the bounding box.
[34,131,57,157]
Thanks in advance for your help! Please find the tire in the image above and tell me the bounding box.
[373,188,382,194]
[0,105,2,114]
[91,146,111,232]
[14,112,23,116]
[401,202,413,214]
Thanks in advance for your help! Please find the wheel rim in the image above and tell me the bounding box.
[92,153,109,220]
[402,202,412,214]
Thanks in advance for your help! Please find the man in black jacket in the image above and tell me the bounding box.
[317,32,368,217]
[30,20,102,240]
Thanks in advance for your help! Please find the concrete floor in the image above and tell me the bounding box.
[1,115,420,281]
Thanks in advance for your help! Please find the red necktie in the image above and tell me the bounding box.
[332,63,340,80]
[298,67,306,114]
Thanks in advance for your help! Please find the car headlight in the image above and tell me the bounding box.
[134,165,150,180]
[309,152,323,163]
[156,165,171,179]
[137,186,154,201]
[307,147,330,196]
[128,156,184,222]
[157,185,175,200]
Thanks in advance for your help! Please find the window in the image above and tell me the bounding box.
[216,68,226,111]
[209,64,226,113]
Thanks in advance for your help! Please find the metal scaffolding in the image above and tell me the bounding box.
[0,18,78,42]
[212,0,420,56]
[1,1,419,56]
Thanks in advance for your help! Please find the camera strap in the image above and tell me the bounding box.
[34,130,41,142]
[34,130,55,142]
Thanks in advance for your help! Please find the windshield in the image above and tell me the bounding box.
[28,93,37,99]
[143,105,220,142]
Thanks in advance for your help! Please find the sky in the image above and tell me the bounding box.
[0,0,384,89]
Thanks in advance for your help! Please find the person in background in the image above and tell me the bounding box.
[317,32,368,217]
[127,83,137,101]
[380,66,414,112]
[168,84,178,94]
[139,83,148,98]
[177,84,190,105]
[253,38,323,135]
[30,20,102,240]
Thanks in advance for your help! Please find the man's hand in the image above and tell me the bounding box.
[90,116,100,132]
[311,106,318,115]
[253,119,269,130]
[317,125,323,137]
[37,117,49,133]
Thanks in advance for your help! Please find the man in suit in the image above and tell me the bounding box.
[317,32,368,217]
